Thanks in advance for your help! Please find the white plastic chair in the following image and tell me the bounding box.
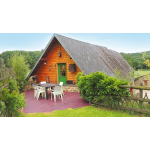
[51,86,63,102]
[59,82,64,95]
[40,81,52,95]
[59,82,63,86]
[32,84,38,98]
[36,86,46,100]
[40,81,46,84]
[40,82,46,93]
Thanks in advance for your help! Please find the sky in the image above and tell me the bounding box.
[0,33,150,54]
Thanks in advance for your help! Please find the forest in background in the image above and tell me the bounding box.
[0,50,43,70]
[0,50,150,70]
[121,51,150,70]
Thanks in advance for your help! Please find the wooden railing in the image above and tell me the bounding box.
[119,84,150,115]
[91,83,150,116]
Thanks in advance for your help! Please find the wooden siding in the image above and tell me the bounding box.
[36,41,82,84]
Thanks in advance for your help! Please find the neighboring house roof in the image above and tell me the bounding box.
[134,71,150,79]
[134,74,150,81]
[28,34,133,78]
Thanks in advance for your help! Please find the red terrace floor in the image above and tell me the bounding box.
[24,90,89,113]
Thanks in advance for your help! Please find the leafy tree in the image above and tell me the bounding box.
[7,54,30,92]
[143,53,150,67]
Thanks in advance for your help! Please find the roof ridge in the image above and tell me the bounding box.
[55,34,119,54]
[55,33,109,49]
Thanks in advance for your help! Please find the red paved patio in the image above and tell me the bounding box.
[24,90,89,113]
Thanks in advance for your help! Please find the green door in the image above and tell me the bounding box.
[58,63,67,85]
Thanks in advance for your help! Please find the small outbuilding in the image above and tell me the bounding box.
[134,74,150,86]
[28,34,132,85]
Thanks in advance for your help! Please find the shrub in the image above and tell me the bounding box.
[1,78,26,116]
[76,71,130,106]
[0,100,6,116]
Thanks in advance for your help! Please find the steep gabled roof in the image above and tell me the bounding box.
[28,33,133,78]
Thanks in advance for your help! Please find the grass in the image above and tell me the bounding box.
[134,70,150,78]
[19,106,138,117]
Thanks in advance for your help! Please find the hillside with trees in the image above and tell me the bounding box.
[1,50,150,71]
[121,51,150,70]
[0,50,43,70]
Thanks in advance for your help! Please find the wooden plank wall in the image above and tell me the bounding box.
[36,41,82,84]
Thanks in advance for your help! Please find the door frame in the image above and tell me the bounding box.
[57,63,67,84]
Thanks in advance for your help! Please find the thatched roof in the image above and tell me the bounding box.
[29,34,133,78]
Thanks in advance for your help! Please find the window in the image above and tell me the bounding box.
[60,65,66,77]
[143,80,148,86]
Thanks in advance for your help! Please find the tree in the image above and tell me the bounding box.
[0,50,42,69]
[8,54,30,92]
[143,53,150,67]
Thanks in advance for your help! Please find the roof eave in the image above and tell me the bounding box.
[28,34,56,77]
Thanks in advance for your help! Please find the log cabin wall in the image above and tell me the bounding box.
[36,41,82,84]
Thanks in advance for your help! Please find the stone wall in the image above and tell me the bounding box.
[134,75,150,86]
[63,85,79,92]
[131,76,150,98]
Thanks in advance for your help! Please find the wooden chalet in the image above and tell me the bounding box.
[28,34,133,85]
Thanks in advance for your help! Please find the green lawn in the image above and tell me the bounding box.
[20,106,138,117]
[134,70,150,78]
